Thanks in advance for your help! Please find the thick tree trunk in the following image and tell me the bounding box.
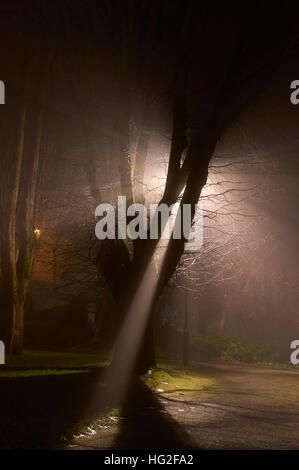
[135,311,156,373]
[105,254,158,374]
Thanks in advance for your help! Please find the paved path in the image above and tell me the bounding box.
[68,363,299,450]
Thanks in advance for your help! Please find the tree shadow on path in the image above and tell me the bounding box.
[113,377,196,450]
[0,367,197,450]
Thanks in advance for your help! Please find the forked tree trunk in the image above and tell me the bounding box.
[99,128,218,374]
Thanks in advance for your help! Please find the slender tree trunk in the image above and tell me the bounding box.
[6,108,26,353]
[8,109,42,354]
[182,292,189,365]
[133,129,149,204]
[218,310,227,336]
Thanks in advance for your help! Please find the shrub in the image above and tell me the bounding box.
[192,333,277,363]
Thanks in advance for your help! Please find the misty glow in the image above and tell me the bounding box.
[95,196,203,251]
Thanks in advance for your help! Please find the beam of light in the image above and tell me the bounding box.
[101,232,169,405]
[103,180,212,404]
[78,239,169,445]
[93,199,185,417]
[87,183,207,435]
[103,191,202,404]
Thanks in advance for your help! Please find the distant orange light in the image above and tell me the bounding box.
[34,228,41,239]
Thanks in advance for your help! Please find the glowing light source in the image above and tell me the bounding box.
[34,228,41,239]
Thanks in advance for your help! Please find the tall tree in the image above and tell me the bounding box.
[97,2,296,372]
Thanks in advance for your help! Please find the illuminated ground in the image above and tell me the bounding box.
[68,362,299,450]
[1,352,299,449]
